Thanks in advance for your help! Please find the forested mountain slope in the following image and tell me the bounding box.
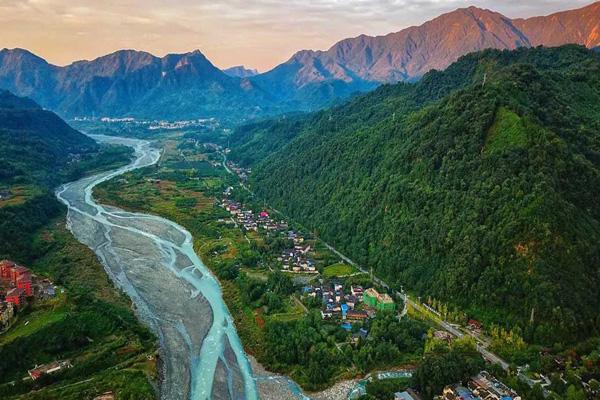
[0,90,130,259]
[231,45,600,343]
[0,90,98,185]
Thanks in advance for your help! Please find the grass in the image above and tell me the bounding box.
[0,303,67,345]
[0,185,43,209]
[323,262,358,277]
[485,107,528,153]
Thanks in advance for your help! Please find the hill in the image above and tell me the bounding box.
[0,90,98,185]
[230,45,600,344]
[0,90,130,259]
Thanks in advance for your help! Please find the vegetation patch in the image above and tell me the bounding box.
[484,107,528,153]
[323,262,357,277]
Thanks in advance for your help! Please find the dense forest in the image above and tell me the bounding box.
[230,45,600,345]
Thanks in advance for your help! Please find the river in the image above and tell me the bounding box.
[56,135,259,400]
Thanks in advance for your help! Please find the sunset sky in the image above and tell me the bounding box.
[0,0,593,72]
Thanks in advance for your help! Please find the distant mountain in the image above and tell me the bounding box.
[0,49,279,122]
[0,90,97,185]
[0,3,598,121]
[223,65,259,78]
[231,45,600,343]
[254,2,600,108]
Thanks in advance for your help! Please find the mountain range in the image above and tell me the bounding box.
[0,49,278,122]
[0,2,599,120]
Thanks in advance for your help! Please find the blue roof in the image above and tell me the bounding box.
[394,392,417,400]
[456,387,476,400]
[341,322,352,331]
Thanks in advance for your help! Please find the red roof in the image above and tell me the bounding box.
[468,319,482,328]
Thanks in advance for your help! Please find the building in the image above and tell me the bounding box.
[442,386,477,400]
[351,285,364,299]
[5,288,25,307]
[364,287,396,312]
[346,310,369,321]
[395,389,422,400]
[28,360,73,380]
[0,260,32,296]
[469,371,520,400]
[440,372,520,400]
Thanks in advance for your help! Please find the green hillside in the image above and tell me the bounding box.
[0,90,132,260]
[231,45,600,344]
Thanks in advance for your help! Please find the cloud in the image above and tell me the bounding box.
[0,0,593,70]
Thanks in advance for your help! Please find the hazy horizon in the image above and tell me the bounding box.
[0,0,594,72]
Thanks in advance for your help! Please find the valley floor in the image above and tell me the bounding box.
[92,133,430,398]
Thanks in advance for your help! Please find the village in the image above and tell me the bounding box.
[438,371,521,400]
[219,157,528,400]
[0,259,72,383]
[220,196,323,274]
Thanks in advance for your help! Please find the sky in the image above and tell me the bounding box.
[0,0,594,72]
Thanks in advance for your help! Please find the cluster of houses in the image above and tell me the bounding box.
[1,260,32,306]
[305,282,371,322]
[221,192,323,273]
[0,260,56,331]
[278,231,317,273]
[221,198,289,233]
[94,116,220,131]
[225,160,251,182]
[148,118,217,131]
[439,371,520,400]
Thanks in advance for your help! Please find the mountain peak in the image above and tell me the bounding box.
[0,48,49,67]
[223,65,259,78]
